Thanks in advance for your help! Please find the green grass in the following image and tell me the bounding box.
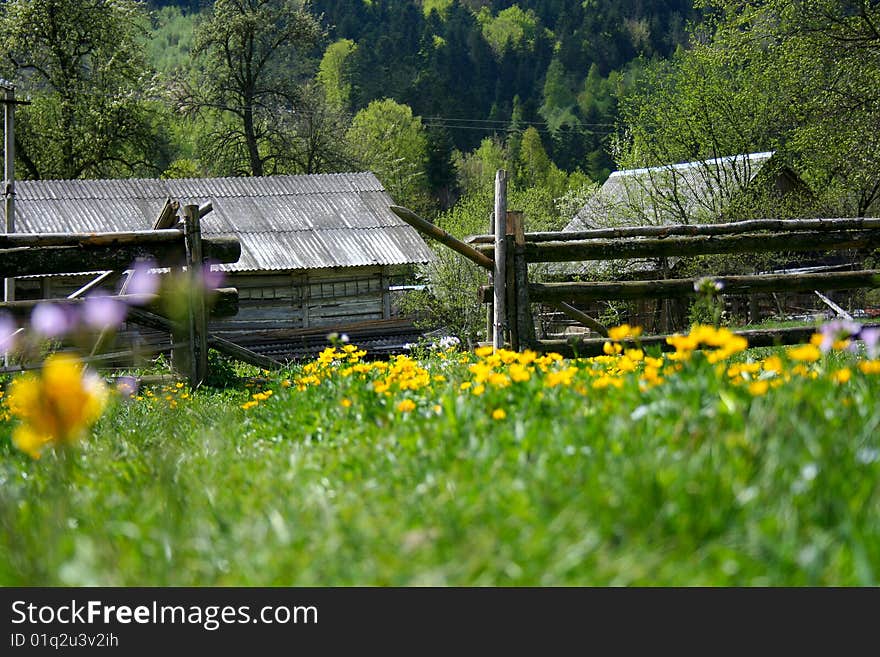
[1,344,879,586]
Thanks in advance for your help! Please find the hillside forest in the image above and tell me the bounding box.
[1,1,879,237]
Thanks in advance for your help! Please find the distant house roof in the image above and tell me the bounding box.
[564,151,808,233]
[13,172,436,272]
[557,152,814,279]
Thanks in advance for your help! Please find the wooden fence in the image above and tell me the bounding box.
[390,190,880,357]
[0,202,281,386]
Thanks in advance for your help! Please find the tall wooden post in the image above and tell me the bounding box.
[504,211,521,350]
[183,204,208,387]
[486,211,494,342]
[492,170,507,350]
[510,211,535,349]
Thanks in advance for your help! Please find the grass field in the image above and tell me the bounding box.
[1,326,879,585]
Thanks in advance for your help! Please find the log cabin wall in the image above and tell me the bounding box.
[210,265,396,337]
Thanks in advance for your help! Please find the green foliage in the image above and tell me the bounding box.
[0,0,163,179]
[182,0,323,176]
[399,248,487,345]
[2,345,880,584]
[619,0,880,217]
[316,38,357,111]
[476,5,545,58]
[347,98,432,212]
[146,5,197,74]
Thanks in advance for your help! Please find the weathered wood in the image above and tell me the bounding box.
[505,234,518,350]
[198,201,213,218]
[0,229,184,249]
[208,334,284,370]
[486,211,494,342]
[184,204,208,387]
[0,235,240,278]
[127,305,176,333]
[477,270,880,304]
[0,288,238,320]
[471,230,880,263]
[67,270,123,299]
[510,212,533,347]
[549,302,609,337]
[466,217,880,244]
[153,198,180,230]
[532,323,880,358]
[0,342,189,375]
[493,170,507,349]
[389,204,494,271]
[814,290,852,320]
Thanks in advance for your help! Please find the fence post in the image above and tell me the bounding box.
[510,211,535,349]
[486,211,494,343]
[505,211,523,350]
[492,170,507,349]
[183,204,208,388]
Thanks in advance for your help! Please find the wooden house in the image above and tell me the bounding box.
[547,152,824,333]
[11,172,436,357]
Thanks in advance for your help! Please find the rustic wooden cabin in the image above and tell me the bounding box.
[11,172,436,358]
[547,151,825,333]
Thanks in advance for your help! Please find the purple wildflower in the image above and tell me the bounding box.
[30,302,75,338]
[83,294,128,331]
[200,260,226,290]
[125,260,160,303]
[817,319,860,353]
[0,312,18,355]
[859,327,880,359]
[115,375,139,399]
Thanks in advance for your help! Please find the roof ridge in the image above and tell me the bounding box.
[15,171,380,185]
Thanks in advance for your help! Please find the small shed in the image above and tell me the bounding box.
[11,172,436,356]
[548,152,822,332]
[565,151,814,234]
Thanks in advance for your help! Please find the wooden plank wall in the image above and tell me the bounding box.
[211,266,390,335]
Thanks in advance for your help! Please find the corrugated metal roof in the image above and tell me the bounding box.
[564,152,777,232]
[13,172,435,271]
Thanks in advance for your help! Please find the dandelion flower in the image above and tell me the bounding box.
[7,353,108,459]
[491,408,506,420]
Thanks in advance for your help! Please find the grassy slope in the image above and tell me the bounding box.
[1,345,879,586]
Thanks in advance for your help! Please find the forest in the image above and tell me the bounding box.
[1,1,879,233]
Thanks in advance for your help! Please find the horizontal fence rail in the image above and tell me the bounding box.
[532,325,880,359]
[473,229,880,263]
[0,202,280,385]
[0,287,240,319]
[465,216,880,243]
[479,270,880,304]
[0,234,240,278]
[394,193,880,355]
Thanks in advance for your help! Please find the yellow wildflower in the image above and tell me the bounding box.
[603,341,622,355]
[748,380,770,396]
[509,363,531,383]
[858,360,880,375]
[7,353,108,459]
[474,346,494,358]
[491,408,506,420]
[830,368,851,384]
[762,356,783,374]
[396,399,416,413]
[788,343,821,363]
[608,324,642,341]
[340,398,352,408]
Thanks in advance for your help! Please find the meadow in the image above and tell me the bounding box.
[1,325,879,586]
